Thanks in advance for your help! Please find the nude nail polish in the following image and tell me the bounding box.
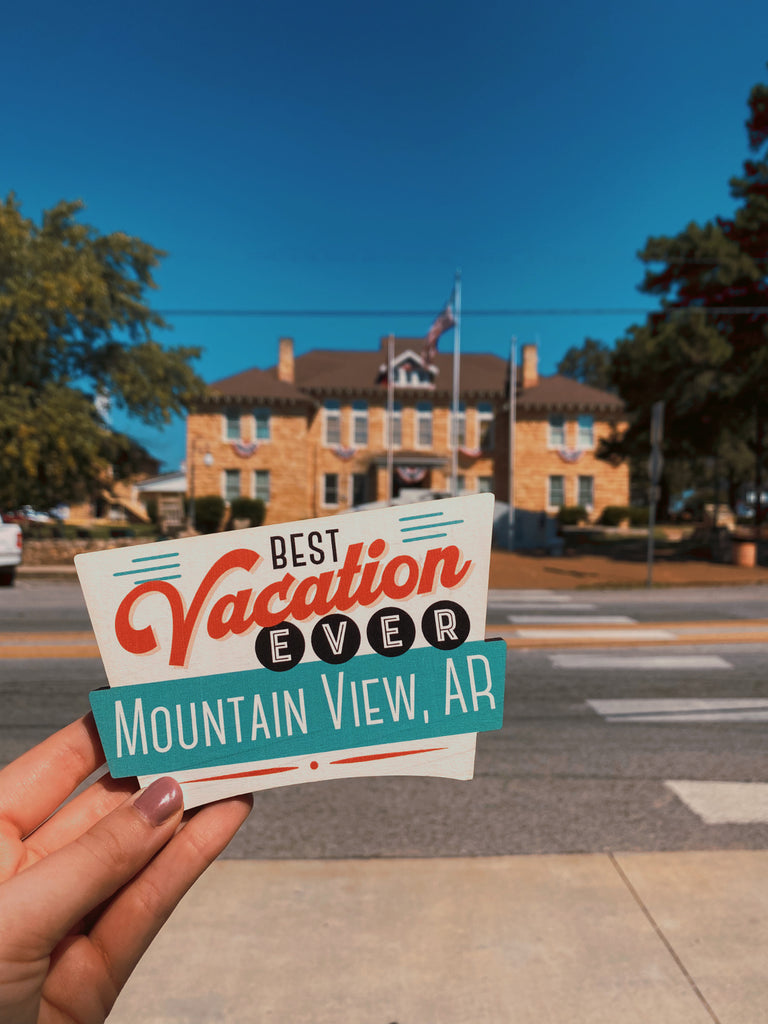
[134,777,183,826]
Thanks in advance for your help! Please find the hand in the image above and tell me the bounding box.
[0,714,253,1023]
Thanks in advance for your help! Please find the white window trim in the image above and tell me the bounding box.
[254,407,271,442]
[577,414,595,450]
[477,404,495,452]
[323,401,342,448]
[415,402,433,449]
[548,414,566,449]
[321,472,340,508]
[578,474,594,509]
[547,474,565,510]
[253,469,270,503]
[224,411,241,441]
[387,404,402,450]
[224,468,241,503]
[351,402,369,448]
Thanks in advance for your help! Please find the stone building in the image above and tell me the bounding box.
[185,337,629,543]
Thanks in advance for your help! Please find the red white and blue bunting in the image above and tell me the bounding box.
[459,446,482,459]
[231,440,259,458]
[557,447,584,464]
[334,445,356,461]
[396,466,428,484]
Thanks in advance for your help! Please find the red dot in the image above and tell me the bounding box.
[310,760,319,770]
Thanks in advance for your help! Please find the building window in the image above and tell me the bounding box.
[549,414,565,447]
[456,474,466,492]
[351,472,368,506]
[478,402,495,452]
[388,401,402,448]
[323,473,339,506]
[578,475,594,508]
[225,469,241,502]
[225,411,241,440]
[478,476,494,493]
[548,475,565,508]
[577,414,594,448]
[254,407,271,441]
[416,401,433,447]
[254,469,270,502]
[453,402,466,447]
[324,399,341,446]
[352,400,368,446]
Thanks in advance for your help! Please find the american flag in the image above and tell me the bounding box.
[421,301,456,365]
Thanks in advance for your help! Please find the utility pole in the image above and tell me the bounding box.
[646,401,664,588]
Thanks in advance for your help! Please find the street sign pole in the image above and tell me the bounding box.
[646,401,665,588]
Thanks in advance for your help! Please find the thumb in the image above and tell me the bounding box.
[0,777,184,958]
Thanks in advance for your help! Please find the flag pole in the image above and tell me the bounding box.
[450,270,462,495]
[507,338,517,550]
[386,333,394,504]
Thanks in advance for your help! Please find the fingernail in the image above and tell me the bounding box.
[134,777,183,826]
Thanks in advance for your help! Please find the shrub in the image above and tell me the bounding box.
[557,505,588,526]
[599,505,630,527]
[194,495,226,534]
[229,497,266,529]
[628,506,649,527]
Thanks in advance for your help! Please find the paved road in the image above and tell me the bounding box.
[3,580,768,857]
[6,580,768,1022]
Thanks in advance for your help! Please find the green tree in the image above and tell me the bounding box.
[0,195,205,509]
[607,73,768,518]
[557,337,614,391]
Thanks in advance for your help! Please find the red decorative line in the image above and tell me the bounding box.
[194,765,299,783]
[330,747,447,765]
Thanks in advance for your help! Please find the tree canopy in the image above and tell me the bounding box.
[0,196,205,510]
[602,73,768,515]
[556,337,614,391]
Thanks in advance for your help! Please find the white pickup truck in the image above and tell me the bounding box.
[0,513,23,586]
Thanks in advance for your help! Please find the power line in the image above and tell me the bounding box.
[157,306,768,318]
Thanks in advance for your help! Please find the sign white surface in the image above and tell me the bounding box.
[77,494,502,807]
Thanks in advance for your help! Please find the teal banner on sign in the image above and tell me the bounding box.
[90,639,506,778]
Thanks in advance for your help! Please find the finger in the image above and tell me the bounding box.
[0,714,104,839]
[22,773,136,867]
[0,777,184,957]
[85,793,253,989]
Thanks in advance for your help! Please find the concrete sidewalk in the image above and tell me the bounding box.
[109,850,768,1023]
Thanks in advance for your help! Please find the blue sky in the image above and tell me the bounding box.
[4,0,768,470]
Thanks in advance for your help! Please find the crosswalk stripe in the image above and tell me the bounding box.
[665,780,768,824]
[507,614,635,624]
[488,590,570,602]
[551,654,732,670]
[587,698,768,722]
[512,628,675,641]
[500,602,597,611]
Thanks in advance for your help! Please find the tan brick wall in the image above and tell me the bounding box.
[187,406,313,526]
[188,400,629,529]
[511,415,629,520]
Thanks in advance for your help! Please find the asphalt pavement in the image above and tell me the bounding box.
[6,564,768,1022]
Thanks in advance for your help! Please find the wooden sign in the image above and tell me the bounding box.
[77,493,505,808]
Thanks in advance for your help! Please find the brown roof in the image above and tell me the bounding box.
[204,339,623,413]
[293,342,508,399]
[516,374,624,413]
[207,366,314,406]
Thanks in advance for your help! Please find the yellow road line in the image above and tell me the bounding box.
[0,632,100,659]
[489,619,768,649]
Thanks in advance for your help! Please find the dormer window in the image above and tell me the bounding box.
[380,349,436,389]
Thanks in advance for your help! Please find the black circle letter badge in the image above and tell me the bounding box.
[421,600,470,650]
[255,621,305,672]
[311,613,361,664]
[366,607,416,658]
